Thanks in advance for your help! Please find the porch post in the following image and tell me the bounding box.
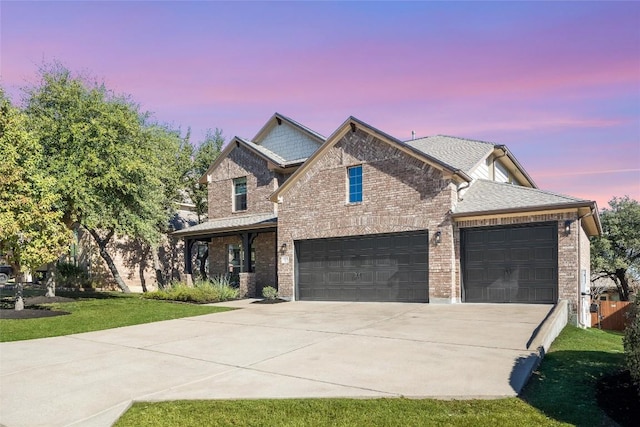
[184,239,193,275]
[241,232,257,273]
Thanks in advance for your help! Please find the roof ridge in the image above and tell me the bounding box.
[432,134,497,146]
[404,134,496,146]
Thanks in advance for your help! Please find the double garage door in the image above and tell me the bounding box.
[296,231,429,302]
[462,223,558,304]
[296,223,558,304]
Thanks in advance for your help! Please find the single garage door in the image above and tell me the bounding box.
[297,231,429,302]
[462,223,557,303]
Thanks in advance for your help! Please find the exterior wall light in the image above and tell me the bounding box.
[280,242,287,254]
[564,220,572,235]
[434,231,442,245]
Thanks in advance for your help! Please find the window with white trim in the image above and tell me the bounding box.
[233,177,247,211]
[348,165,363,203]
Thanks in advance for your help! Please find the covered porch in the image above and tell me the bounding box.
[173,213,278,298]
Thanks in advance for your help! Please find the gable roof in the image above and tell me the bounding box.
[270,116,473,202]
[199,113,324,184]
[453,179,601,235]
[406,135,494,173]
[406,135,536,188]
[253,112,326,144]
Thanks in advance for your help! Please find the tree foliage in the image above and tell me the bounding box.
[23,63,180,292]
[0,89,71,277]
[591,196,640,301]
[624,293,640,395]
[184,128,224,223]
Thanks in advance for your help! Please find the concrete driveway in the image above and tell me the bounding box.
[0,300,557,427]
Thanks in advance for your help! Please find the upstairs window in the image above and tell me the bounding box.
[348,165,363,203]
[233,177,247,211]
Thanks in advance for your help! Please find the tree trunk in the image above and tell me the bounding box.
[44,268,56,297]
[615,269,630,301]
[87,228,131,293]
[198,247,208,279]
[151,246,166,289]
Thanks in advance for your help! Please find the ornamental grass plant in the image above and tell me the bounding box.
[142,276,239,304]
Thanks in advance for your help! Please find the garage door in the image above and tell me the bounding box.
[462,223,557,303]
[296,231,429,302]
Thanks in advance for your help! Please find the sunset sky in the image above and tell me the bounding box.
[1,1,638,208]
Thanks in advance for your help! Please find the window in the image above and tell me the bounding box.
[348,165,363,203]
[233,177,247,211]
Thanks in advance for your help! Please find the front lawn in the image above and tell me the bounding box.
[115,397,562,427]
[521,326,625,426]
[115,326,625,427]
[0,292,231,342]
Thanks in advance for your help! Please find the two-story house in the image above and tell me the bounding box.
[175,113,601,326]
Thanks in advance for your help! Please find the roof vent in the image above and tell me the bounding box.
[411,131,415,140]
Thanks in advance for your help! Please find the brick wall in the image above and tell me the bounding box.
[208,232,276,295]
[456,211,584,322]
[276,129,456,301]
[207,145,277,219]
[254,232,277,294]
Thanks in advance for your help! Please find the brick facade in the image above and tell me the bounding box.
[207,145,277,219]
[277,129,457,301]
[207,232,276,295]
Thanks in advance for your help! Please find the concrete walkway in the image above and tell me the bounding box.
[0,301,556,427]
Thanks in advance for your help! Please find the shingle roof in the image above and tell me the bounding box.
[172,213,277,237]
[454,179,592,214]
[238,138,288,165]
[406,135,494,173]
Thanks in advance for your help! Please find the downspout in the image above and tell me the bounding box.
[576,206,596,328]
[493,146,508,181]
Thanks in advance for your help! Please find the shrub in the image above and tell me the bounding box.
[624,293,640,396]
[55,261,89,289]
[142,275,238,303]
[262,286,278,300]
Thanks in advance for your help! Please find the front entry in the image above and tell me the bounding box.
[296,231,429,302]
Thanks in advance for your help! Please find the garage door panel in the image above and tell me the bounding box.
[487,229,507,243]
[462,223,558,304]
[297,231,428,302]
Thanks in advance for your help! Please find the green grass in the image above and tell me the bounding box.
[115,326,624,427]
[521,326,624,426]
[114,398,563,427]
[0,292,232,342]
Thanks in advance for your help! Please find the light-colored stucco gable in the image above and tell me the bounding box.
[257,120,322,162]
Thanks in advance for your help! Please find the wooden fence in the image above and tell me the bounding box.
[591,300,632,331]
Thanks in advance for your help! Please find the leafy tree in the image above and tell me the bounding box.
[624,294,640,396]
[591,196,640,301]
[23,63,173,293]
[180,129,224,279]
[0,88,71,287]
[185,128,225,223]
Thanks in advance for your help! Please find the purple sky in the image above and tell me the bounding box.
[2,1,639,208]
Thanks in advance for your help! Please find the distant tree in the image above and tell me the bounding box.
[591,196,640,301]
[185,128,225,223]
[181,129,224,279]
[0,88,71,290]
[23,63,173,293]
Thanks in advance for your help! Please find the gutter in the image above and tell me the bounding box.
[451,201,597,219]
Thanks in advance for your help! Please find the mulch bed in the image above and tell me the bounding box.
[596,370,640,427]
[0,296,74,320]
[252,298,287,304]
